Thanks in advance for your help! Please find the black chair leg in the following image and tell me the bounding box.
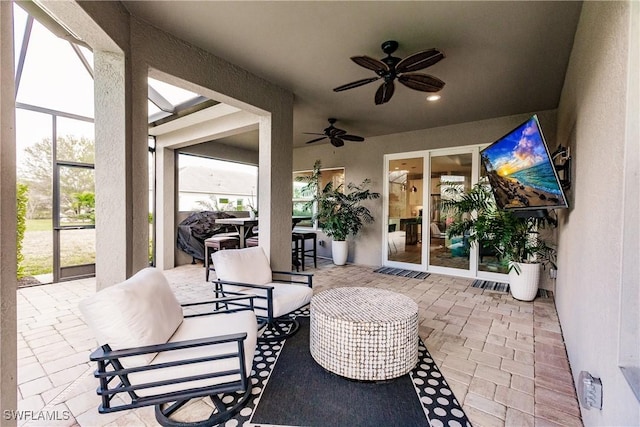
[259,317,300,342]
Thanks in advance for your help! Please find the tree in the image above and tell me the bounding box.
[71,191,95,223]
[18,135,94,219]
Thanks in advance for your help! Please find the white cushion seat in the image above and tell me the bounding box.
[130,310,257,397]
[224,282,312,318]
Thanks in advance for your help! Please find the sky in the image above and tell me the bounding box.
[13,4,94,166]
[12,4,200,168]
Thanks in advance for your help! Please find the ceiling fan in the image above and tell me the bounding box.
[304,118,365,147]
[333,40,445,105]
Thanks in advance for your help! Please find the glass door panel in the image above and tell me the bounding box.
[54,164,95,281]
[428,153,473,270]
[387,157,423,265]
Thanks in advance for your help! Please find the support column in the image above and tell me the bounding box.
[0,2,18,423]
[94,51,131,289]
[155,146,176,270]
[259,104,294,271]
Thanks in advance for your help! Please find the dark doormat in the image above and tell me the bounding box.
[374,267,431,280]
[471,279,552,298]
[229,314,470,426]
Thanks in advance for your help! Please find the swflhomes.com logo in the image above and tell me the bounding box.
[3,410,72,421]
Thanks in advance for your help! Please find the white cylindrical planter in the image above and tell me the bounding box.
[508,262,540,301]
[332,240,348,265]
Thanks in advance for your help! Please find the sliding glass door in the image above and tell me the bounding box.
[383,147,505,281]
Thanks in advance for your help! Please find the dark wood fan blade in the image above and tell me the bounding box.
[330,128,347,136]
[396,49,445,73]
[351,56,388,72]
[306,136,328,144]
[374,80,395,105]
[398,73,445,92]
[330,137,345,147]
[333,76,380,92]
[341,134,365,142]
[303,132,326,136]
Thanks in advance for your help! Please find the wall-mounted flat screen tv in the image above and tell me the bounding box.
[480,115,568,211]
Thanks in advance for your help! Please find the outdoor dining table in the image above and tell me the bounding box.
[215,216,311,248]
[214,217,258,248]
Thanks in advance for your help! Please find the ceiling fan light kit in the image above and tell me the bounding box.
[333,40,445,105]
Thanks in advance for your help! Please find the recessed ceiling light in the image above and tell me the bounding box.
[426,95,441,102]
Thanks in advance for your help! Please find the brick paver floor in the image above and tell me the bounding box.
[16,260,583,426]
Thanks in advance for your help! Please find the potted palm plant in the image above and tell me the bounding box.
[298,161,380,265]
[442,182,557,301]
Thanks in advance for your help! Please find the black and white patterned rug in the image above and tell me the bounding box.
[471,279,552,298]
[374,267,431,280]
[471,279,510,293]
[219,308,470,427]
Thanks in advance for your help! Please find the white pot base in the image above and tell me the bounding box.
[332,240,348,265]
[508,263,540,301]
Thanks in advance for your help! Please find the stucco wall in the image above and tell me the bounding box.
[555,1,640,424]
[0,1,17,421]
[293,110,558,270]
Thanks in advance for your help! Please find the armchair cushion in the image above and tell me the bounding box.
[212,247,313,321]
[213,246,272,285]
[79,267,184,367]
[217,283,312,319]
[130,309,257,397]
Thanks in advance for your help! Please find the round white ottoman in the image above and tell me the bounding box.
[310,287,419,381]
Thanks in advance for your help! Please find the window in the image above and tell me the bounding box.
[177,154,257,212]
[293,167,344,228]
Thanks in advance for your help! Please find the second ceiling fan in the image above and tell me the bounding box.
[334,40,446,105]
[304,118,364,147]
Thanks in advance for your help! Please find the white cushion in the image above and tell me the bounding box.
[212,246,272,285]
[79,268,184,367]
[129,310,257,397]
[220,282,312,319]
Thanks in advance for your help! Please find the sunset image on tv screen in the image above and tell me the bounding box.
[481,116,567,210]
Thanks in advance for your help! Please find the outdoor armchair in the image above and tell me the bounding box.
[212,246,313,341]
[79,267,258,427]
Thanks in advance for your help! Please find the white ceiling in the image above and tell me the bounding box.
[123,1,582,149]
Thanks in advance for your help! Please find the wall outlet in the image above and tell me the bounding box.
[578,371,603,410]
[318,240,325,247]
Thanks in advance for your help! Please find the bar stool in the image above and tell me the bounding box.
[245,236,301,272]
[246,236,259,247]
[205,236,240,281]
[292,231,317,270]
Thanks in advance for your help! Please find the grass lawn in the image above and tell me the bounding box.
[26,218,52,231]
[21,219,95,277]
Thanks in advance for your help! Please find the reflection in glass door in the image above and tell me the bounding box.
[387,157,424,266]
[428,153,473,271]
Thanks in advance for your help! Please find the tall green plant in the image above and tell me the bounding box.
[441,182,557,273]
[298,160,380,241]
[16,184,28,279]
